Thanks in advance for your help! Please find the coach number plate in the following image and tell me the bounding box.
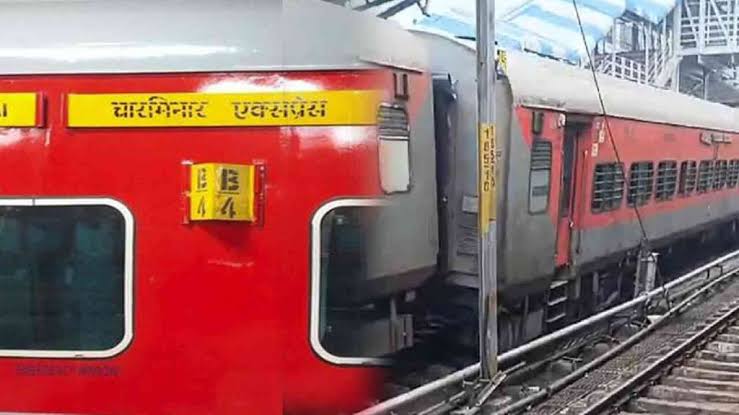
[190,163,256,222]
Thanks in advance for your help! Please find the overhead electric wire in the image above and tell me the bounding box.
[572,0,672,310]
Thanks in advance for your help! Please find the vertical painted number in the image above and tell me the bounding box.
[197,168,208,191]
[220,168,240,192]
[221,197,236,218]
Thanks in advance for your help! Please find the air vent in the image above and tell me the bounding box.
[528,140,552,214]
[531,141,552,170]
[378,105,410,139]
[377,104,411,194]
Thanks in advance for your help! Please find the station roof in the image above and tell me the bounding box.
[365,0,678,62]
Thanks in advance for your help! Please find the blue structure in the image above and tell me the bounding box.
[380,0,678,63]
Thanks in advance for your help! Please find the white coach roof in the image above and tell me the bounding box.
[0,0,427,75]
[507,50,739,133]
[413,28,739,133]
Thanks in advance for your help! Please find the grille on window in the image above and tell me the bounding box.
[530,141,552,170]
[377,105,410,139]
[528,140,552,214]
[627,162,654,207]
[655,161,677,202]
[697,160,714,193]
[591,163,624,213]
[714,160,728,190]
[678,161,697,195]
[729,160,739,188]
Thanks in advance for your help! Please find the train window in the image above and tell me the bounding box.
[312,201,407,365]
[0,199,132,357]
[627,162,654,207]
[729,160,739,188]
[678,161,697,195]
[655,161,678,202]
[378,104,411,194]
[714,160,728,190]
[697,160,714,193]
[591,163,624,213]
[529,140,552,214]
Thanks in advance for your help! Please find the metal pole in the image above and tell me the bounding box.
[476,0,497,381]
[672,5,681,91]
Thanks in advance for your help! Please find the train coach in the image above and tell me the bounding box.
[421,30,739,353]
[1,1,739,414]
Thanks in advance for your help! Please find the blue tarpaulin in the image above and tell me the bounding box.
[375,0,677,63]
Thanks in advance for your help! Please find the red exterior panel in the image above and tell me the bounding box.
[0,68,422,414]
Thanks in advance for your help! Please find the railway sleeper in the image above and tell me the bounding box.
[706,341,739,353]
[662,375,739,392]
[696,349,739,363]
[646,384,739,403]
[685,358,739,372]
[623,324,739,414]
[716,333,739,343]
[673,366,739,382]
[627,397,739,414]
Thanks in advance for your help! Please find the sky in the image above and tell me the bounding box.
[375,0,676,62]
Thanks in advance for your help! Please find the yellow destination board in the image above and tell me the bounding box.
[67,90,381,127]
[0,93,38,127]
[190,163,256,222]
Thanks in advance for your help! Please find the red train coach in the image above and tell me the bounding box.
[0,1,434,414]
[419,30,739,352]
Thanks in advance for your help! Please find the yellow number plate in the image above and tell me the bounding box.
[190,163,256,222]
[68,90,381,127]
[0,93,38,127]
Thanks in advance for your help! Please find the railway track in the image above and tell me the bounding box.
[357,249,739,415]
[581,301,739,414]
[503,254,739,415]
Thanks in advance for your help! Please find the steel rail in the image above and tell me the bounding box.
[354,249,739,415]
[580,300,739,414]
[492,259,739,414]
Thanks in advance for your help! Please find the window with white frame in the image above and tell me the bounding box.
[0,199,132,357]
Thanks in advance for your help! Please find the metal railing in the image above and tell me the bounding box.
[680,0,739,54]
[597,54,647,83]
[355,248,739,415]
[595,41,673,87]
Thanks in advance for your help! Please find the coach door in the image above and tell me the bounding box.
[555,120,587,267]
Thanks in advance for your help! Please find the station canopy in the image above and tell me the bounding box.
[372,0,678,63]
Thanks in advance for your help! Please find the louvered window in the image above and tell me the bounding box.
[377,104,410,194]
[697,160,713,193]
[627,162,654,207]
[678,161,697,195]
[529,140,552,214]
[591,163,624,213]
[714,160,728,190]
[729,160,739,188]
[655,161,678,202]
